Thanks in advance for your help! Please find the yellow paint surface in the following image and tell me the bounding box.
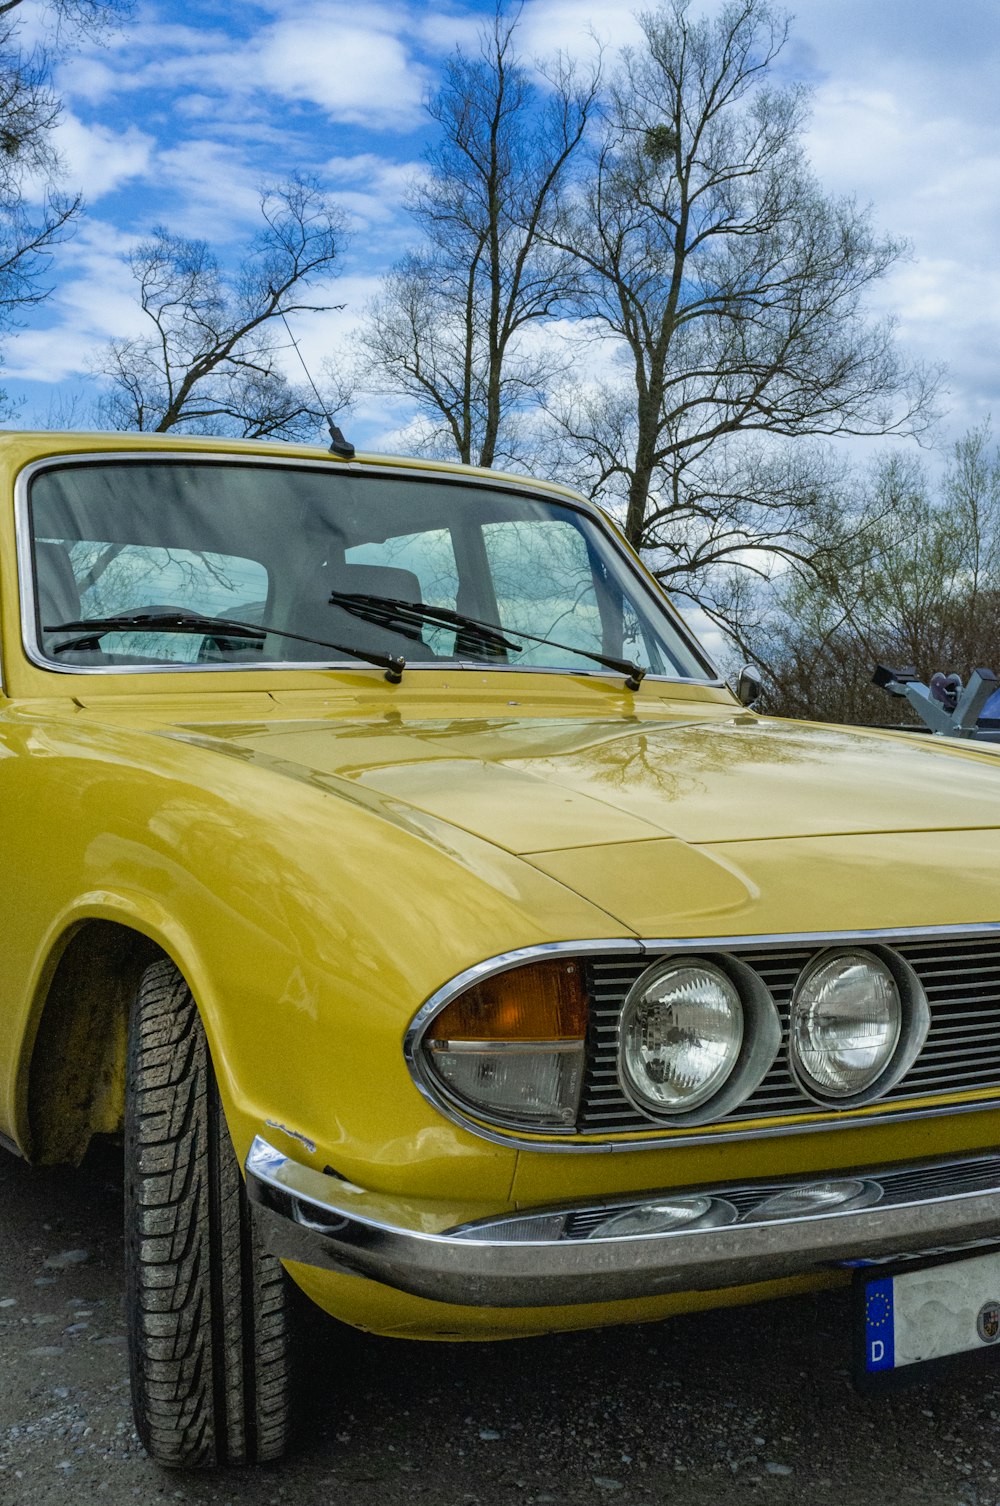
[1,431,998,1340]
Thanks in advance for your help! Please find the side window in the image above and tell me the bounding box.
[53,542,267,662]
[345,529,459,657]
[481,519,604,667]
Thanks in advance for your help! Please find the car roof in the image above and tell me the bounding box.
[0,429,591,511]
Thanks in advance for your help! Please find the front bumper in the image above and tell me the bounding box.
[246,1136,1000,1309]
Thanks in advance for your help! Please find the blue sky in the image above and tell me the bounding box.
[9,0,1000,460]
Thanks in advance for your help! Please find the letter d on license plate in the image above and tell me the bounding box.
[856,1248,1000,1387]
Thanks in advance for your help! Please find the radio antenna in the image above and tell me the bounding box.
[274,301,355,460]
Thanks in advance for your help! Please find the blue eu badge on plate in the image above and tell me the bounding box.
[864,1277,895,1371]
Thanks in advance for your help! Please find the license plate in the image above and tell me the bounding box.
[856,1249,1000,1387]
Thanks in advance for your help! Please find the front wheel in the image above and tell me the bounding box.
[124,958,293,1466]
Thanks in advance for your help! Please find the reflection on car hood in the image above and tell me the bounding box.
[164,709,1000,853]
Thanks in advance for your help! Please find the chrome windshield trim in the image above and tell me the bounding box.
[403,925,1000,1153]
[247,1136,1000,1307]
[13,449,721,684]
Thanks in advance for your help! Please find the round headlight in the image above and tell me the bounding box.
[790,949,902,1100]
[619,959,744,1115]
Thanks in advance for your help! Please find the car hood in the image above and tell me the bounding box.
[162,707,1000,853]
[127,703,1000,937]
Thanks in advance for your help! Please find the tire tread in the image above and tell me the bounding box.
[125,958,292,1466]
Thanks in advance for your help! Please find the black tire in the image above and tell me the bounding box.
[124,958,293,1467]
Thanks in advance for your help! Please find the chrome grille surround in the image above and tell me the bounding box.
[403,925,1000,1152]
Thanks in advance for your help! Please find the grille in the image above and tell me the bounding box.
[559,1154,1000,1239]
[579,935,1000,1137]
[449,1153,1000,1241]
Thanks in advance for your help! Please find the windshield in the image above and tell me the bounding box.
[25,458,713,681]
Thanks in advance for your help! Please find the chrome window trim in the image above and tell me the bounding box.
[14,450,721,684]
[403,924,1000,1153]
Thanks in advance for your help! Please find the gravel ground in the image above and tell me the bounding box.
[1,1142,999,1506]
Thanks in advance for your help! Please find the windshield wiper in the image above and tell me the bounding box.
[44,610,406,683]
[48,611,266,647]
[328,592,646,691]
[328,592,521,656]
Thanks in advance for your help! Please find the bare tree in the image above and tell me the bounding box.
[96,176,348,440]
[3,1,129,27]
[361,3,600,468]
[759,427,1000,725]
[544,0,938,632]
[0,0,130,404]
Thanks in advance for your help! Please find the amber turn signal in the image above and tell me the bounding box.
[430,960,588,1042]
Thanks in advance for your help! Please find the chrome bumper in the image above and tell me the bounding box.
[245,1136,1000,1309]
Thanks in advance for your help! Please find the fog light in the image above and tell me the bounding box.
[587,1196,737,1239]
[450,1211,569,1243]
[751,1179,883,1221]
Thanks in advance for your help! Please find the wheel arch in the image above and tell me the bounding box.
[18,900,219,1165]
[24,919,161,1164]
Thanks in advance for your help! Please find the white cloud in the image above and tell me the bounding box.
[678,604,727,670]
[56,54,121,106]
[151,142,264,238]
[7,325,108,385]
[282,274,384,371]
[56,3,433,132]
[54,114,154,199]
[250,6,430,129]
[54,18,233,105]
[517,0,643,61]
[4,220,145,384]
[323,153,421,228]
[802,68,1000,435]
[416,6,483,54]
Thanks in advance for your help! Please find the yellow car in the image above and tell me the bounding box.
[3,430,1000,1467]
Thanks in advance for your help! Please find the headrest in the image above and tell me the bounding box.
[333,562,422,605]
